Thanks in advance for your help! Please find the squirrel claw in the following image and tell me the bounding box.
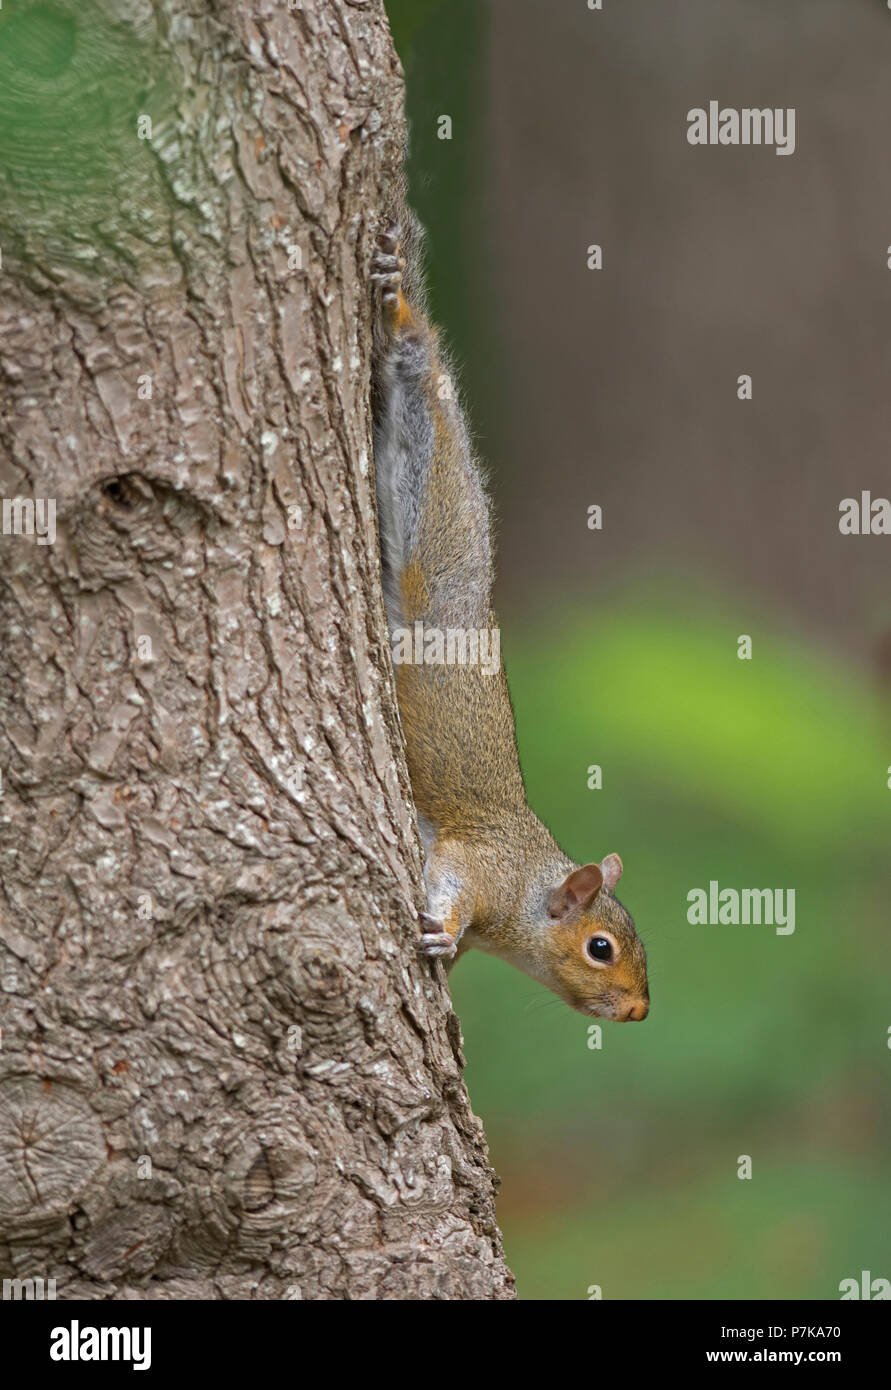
[417,914,457,959]
[377,219,401,255]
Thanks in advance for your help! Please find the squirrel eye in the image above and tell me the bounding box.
[586,936,613,964]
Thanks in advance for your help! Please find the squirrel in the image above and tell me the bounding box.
[370,211,649,1023]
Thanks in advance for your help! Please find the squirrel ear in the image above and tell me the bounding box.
[599,853,623,891]
[548,863,604,921]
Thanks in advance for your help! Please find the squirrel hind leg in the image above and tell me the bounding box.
[371,223,413,339]
[371,221,437,627]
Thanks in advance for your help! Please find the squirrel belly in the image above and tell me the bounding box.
[370,216,649,1023]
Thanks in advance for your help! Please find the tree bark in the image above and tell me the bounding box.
[0,0,514,1300]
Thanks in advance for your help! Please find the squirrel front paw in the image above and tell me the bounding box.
[417,912,458,960]
[371,221,409,336]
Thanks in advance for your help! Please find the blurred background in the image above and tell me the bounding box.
[385,0,891,1300]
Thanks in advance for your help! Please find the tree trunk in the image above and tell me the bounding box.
[0,0,514,1301]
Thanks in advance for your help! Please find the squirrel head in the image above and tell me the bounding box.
[542,854,649,1021]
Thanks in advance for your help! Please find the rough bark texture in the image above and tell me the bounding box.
[0,0,514,1300]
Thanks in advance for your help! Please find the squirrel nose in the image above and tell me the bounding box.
[623,999,649,1021]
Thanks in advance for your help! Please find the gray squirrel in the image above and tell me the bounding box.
[370,213,649,1021]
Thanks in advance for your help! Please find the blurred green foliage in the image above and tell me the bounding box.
[453,590,890,1299]
[383,0,498,396]
[385,4,890,1302]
